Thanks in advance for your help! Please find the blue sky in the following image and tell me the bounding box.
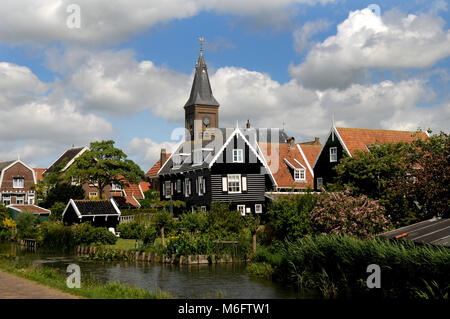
[0,0,448,171]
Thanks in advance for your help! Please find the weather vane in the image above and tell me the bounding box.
[199,36,205,52]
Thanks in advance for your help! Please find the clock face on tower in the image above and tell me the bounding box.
[203,117,210,126]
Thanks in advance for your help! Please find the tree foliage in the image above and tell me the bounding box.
[66,140,145,199]
[42,183,84,208]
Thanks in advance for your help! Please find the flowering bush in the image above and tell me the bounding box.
[165,234,215,256]
[311,189,391,238]
[2,218,16,230]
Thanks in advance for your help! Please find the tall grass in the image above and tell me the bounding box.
[254,235,450,299]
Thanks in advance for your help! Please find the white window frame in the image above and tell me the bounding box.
[317,177,324,189]
[233,149,244,163]
[237,205,246,216]
[111,182,122,191]
[28,194,35,205]
[2,195,10,205]
[330,147,337,162]
[227,174,241,194]
[201,206,207,212]
[294,168,306,182]
[184,178,190,197]
[177,180,181,193]
[255,204,262,214]
[198,176,205,196]
[13,177,24,189]
[16,195,24,205]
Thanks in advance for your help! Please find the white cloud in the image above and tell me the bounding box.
[289,8,450,90]
[0,62,113,166]
[293,19,331,53]
[126,137,178,170]
[0,0,336,45]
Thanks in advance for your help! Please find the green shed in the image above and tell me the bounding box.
[7,204,51,222]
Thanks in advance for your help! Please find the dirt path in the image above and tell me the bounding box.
[0,270,78,299]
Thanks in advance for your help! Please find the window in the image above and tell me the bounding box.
[2,195,10,206]
[233,149,243,163]
[330,147,337,162]
[201,206,207,212]
[227,174,241,193]
[237,205,246,216]
[16,195,24,205]
[177,180,181,193]
[317,178,323,189]
[89,192,98,199]
[111,183,122,191]
[13,177,24,189]
[294,168,306,181]
[28,194,35,205]
[173,155,181,168]
[255,204,262,214]
[198,176,206,195]
[184,178,190,197]
[164,181,172,198]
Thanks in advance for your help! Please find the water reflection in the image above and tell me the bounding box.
[0,242,302,299]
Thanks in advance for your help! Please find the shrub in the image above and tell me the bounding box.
[311,189,391,238]
[266,193,316,241]
[117,221,144,239]
[16,211,39,239]
[49,202,66,221]
[72,222,117,245]
[38,221,74,250]
[141,227,157,245]
[205,202,245,239]
[178,210,208,234]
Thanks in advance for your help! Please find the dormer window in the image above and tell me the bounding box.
[111,183,122,191]
[173,154,181,168]
[233,149,243,163]
[294,168,306,182]
[13,177,24,189]
[330,147,337,162]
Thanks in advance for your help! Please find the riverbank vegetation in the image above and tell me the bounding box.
[248,235,450,299]
[0,253,171,299]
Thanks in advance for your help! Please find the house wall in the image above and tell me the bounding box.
[313,131,347,190]
[0,162,36,204]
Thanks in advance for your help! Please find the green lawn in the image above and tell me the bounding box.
[102,238,136,251]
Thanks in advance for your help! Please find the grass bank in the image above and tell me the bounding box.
[0,254,171,299]
[248,235,450,299]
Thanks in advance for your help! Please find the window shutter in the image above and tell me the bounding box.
[242,176,247,192]
[222,176,228,192]
[171,182,174,196]
[162,182,165,196]
[189,180,191,195]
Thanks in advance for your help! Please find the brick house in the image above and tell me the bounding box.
[0,159,37,205]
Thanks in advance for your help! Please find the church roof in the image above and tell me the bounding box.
[184,50,220,108]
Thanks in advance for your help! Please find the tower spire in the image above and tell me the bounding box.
[184,39,219,108]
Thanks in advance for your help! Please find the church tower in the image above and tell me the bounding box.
[184,47,219,141]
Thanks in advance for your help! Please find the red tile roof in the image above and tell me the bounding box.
[139,182,150,193]
[33,168,46,182]
[124,183,144,199]
[146,154,171,178]
[259,143,314,189]
[298,144,321,169]
[124,195,141,208]
[336,127,428,156]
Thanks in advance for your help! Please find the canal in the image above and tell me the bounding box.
[0,242,304,298]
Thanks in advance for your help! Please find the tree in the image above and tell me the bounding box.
[16,211,39,239]
[244,214,261,252]
[42,183,85,208]
[49,202,67,221]
[389,132,450,220]
[66,140,145,199]
[154,210,172,246]
[266,194,315,241]
[329,142,410,200]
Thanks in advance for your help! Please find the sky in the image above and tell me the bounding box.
[0,0,449,171]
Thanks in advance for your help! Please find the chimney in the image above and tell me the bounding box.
[160,148,167,167]
[287,136,295,148]
[246,119,251,129]
[314,137,320,145]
